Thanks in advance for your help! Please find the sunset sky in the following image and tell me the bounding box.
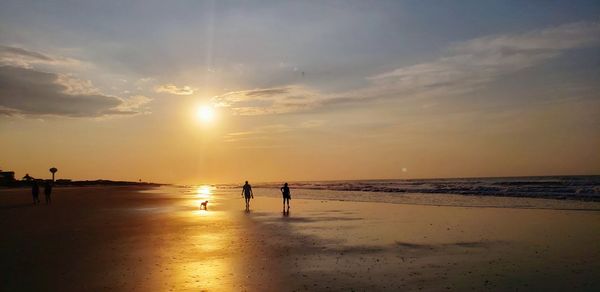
[1,1,599,184]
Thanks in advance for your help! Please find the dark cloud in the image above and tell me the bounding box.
[244,88,289,97]
[0,45,54,62]
[212,86,319,115]
[0,66,146,117]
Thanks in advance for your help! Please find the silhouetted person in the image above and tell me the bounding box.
[31,182,40,205]
[280,182,291,212]
[44,181,52,205]
[241,181,253,210]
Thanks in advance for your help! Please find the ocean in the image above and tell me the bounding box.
[216,176,600,210]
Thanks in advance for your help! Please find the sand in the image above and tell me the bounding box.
[1,185,599,291]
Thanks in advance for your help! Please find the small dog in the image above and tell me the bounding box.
[200,200,209,210]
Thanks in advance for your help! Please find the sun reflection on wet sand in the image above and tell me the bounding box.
[196,185,214,199]
[164,185,238,290]
[190,185,218,215]
[192,209,210,216]
[170,230,234,290]
[125,186,284,291]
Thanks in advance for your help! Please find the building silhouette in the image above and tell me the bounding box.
[0,170,16,186]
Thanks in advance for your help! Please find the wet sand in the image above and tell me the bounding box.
[1,186,599,291]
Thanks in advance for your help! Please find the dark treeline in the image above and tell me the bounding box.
[1,179,163,188]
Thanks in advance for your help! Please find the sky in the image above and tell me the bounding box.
[1,0,599,184]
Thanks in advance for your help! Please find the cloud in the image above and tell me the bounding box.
[211,86,320,115]
[450,21,600,53]
[0,45,81,68]
[365,20,600,99]
[0,46,150,118]
[244,88,290,97]
[117,95,153,112]
[0,106,20,116]
[212,20,600,115]
[155,84,196,95]
[223,124,292,142]
[222,120,325,149]
[56,74,102,95]
[222,121,324,144]
[0,65,150,117]
[0,46,53,62]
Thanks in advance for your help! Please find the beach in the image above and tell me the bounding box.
[1,185,599,291]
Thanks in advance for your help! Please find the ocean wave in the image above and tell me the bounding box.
[219,176,600,201]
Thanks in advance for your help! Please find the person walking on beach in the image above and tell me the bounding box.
[44,180,52,205]
[280,182,291,212]
[31,181,40,205]
[241,181,253,210]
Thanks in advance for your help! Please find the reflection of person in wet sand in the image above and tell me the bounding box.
[44,181,52,205]
[280,182,291,212]
[31,181,40,205]
[241,181,253,210]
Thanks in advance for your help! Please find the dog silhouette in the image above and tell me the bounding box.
[200,200,209,210]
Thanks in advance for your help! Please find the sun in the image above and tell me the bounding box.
[196,105,215,123]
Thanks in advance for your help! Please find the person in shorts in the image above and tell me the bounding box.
[280,182,291,212]
[241,181,253,210]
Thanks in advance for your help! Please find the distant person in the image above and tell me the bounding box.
[241,181,253,210]
[280,182,291,212]
[44,181,52,205]
[31,181,40,205]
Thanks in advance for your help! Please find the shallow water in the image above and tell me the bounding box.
[225,176,600,199]
[248,187,600,210]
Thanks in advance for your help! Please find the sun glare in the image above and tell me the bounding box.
[196,105,215,123]
[196,185,213,199]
